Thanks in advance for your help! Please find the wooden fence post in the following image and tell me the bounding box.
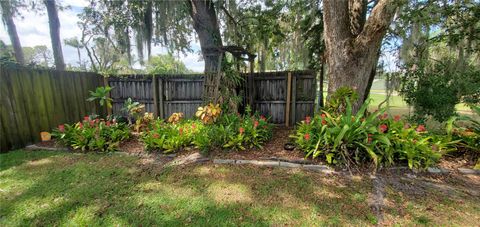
[248,58,255,110]
[158,77,165,119]
[152,75,159,117]
[291,73,297,125]
[285,72,292,127]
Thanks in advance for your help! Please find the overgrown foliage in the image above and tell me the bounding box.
[293,98,455,170]
[449,105,480,168]
[52,116,130,152]
[141,105,273,153]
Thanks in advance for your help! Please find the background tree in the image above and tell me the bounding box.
[146,54,191,74]
[23,45,53,67]
[0,0,24,64]
[44,0,65,70]
[64,37,85,70]
[394,0,480,122]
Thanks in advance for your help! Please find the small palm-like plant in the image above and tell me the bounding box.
[122,98,145,124]
[87,86,113,108]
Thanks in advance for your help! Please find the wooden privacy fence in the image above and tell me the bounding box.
[0,66,106,152]
[108,71,316,125]
[108,74,204,118]
[0,68,315,151]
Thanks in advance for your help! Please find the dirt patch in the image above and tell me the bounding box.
[438,153,478,170]
[208,127,322,164]
[118,137,145,154]
[35,140,60,148]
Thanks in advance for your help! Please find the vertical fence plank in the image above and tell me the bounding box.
[153,75,159,117]
[285,72,292,127]
[291,74,297,125]
[0,67,104,152]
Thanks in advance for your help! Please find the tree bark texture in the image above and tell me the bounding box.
[1,0,24,64]
[323,0,399,110]
[45,0,65,70]
[187,0,223,103]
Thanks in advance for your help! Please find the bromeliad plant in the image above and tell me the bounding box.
[293,98,453,169]
[449,105,480,169]
[221,108,273,151]
[140,119,203,153]
[52,116,130,152]
[141,105,274,153]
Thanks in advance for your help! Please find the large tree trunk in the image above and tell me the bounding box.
[323,0,399,110]
[1,0,24,64]
[44,0,65,70]
[187,0,223,103]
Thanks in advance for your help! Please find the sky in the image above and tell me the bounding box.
[0,0,205,72]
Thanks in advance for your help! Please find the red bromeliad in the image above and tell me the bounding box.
[321,119,327,125]
[304,133,310,140]
[58,124,65,132]
[239,127,245,135]
[305,116,311,124]
[379,124,388,133]
[416,125,426,132]
[394,115,401,122]
[254,120,259,128]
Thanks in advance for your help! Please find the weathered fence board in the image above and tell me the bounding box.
[0,66,105,152]
[253,71,316,125]
[1,68,315,152]
[108,71,315,125]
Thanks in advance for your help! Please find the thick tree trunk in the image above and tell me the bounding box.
[323,0,399,111]
[187,0,223,103]
[44,0,65,70]
[1,0,24,64]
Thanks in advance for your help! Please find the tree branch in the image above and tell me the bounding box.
[356,0,401,46]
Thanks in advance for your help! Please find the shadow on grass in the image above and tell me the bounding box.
[5,152,477,226]
[0,150,61,172]
[0,151,380,226]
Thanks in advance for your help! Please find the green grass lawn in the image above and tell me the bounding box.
[1,150,479,226]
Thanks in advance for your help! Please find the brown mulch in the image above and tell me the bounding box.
[438,156,478,170]
[118,137,145,154]
[35,140,59,148]
[207,126,321,164]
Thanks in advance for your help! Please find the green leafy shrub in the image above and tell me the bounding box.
[325,86,359,115]
[449,105,480,168]
[52,116,130,152]
[141,106,273,153]
[219,109,273,151]
[293,98,454,169]
[141,119,203,153]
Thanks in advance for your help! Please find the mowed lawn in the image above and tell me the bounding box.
[1,150,479,226]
